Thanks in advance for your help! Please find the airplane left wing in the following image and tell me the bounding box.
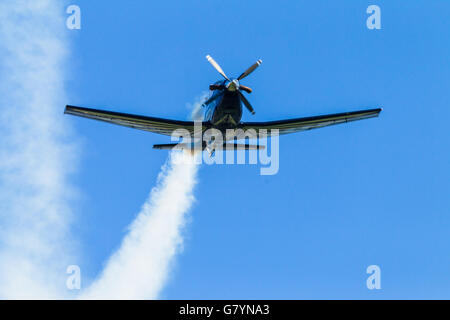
[65,105,208,136]
[238,108,382,136]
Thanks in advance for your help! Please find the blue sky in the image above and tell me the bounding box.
[66,0,450,299]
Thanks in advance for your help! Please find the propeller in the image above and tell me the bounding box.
[206,55,230,81]
[205,55,262,115]
[238,59,262,81]
[238,91,255,115]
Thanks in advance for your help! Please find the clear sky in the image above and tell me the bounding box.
[66,0,450,299]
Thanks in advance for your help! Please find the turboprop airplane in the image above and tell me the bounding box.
[65,55,381,151]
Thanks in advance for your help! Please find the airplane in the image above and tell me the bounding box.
[65,55,381,152]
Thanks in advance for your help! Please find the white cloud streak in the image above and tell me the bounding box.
[0,0,202,300]
[0,0,77,299]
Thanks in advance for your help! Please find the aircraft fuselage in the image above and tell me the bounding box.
[204,81,243,130]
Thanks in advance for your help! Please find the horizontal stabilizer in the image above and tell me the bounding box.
[153,143,192,150]
[223,143,265,150]
[153,143,265,151]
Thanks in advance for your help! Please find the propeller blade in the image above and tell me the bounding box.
[202,92,222,107]
[237,59,262,81]
[206,55,230,81]
[239,85,252,94]
[209,84,225,91]
[238,91,255,115]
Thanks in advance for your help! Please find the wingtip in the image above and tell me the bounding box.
[64,105,82,115]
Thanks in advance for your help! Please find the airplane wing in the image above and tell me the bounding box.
[65,105,208,136]
[238,108,382,136]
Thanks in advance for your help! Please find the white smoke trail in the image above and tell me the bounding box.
[0,0,203,299]
[189,91,209,121]
[0,0,77,299]
[82,96,205,299]
[82,152,198,299]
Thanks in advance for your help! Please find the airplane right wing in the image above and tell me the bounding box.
[238,108,382,136]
